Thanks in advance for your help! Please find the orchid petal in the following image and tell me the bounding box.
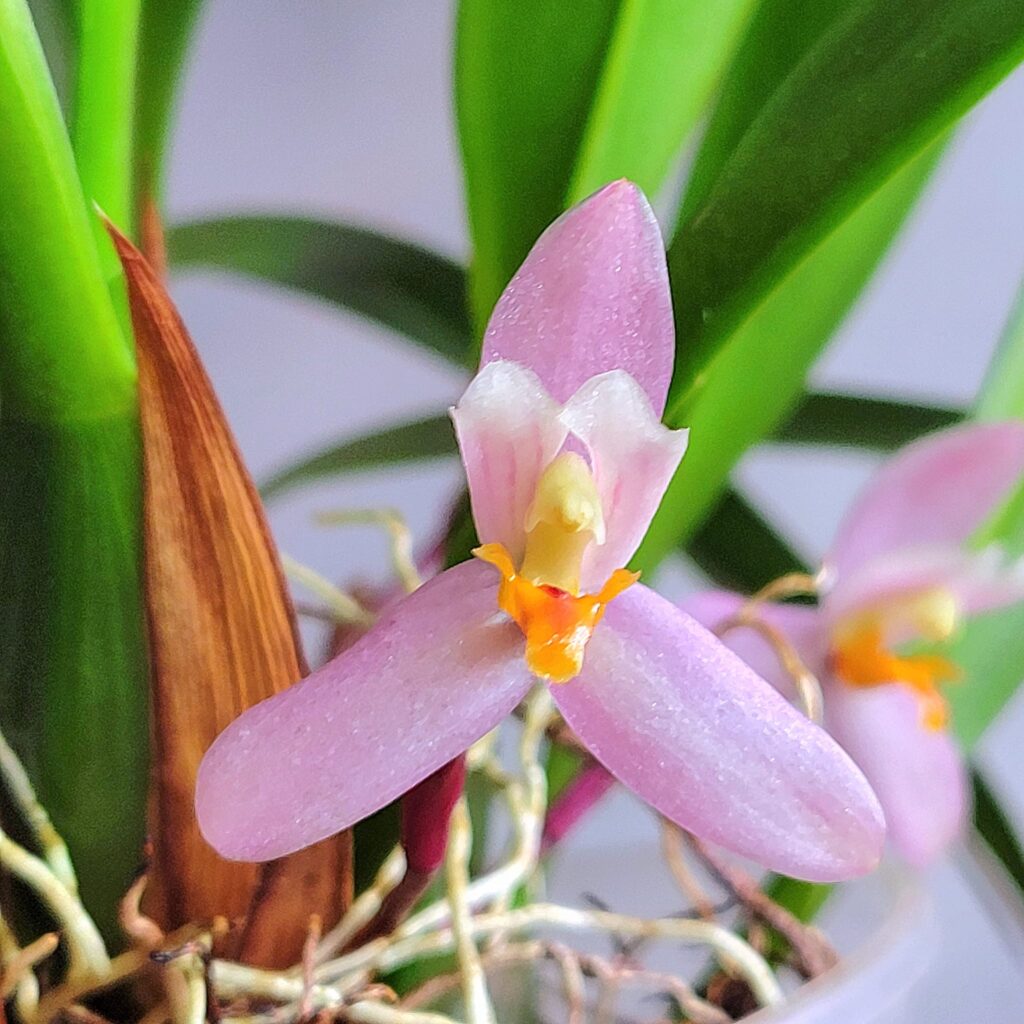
[451,360,567,560]
[826,683,967,865]
[196,561,531,861]
[828,422,1024,582]
[824,544,1024,628]
[481,180,674,411]
[552,584,885,881]
[562,371,688,588]
[682,590,827,693]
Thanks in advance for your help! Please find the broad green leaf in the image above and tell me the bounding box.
[455,0,619,327]
[0,0,144,939]
[946,280,1024,749]
[71,0,140,257]
[667,0,1024,403]
[776,393,963,452]
[456,0,755,330]
[635,143,943,570]
[569,0,757,200]
[0,423,146,941]
[686,487,805,592]
[134,0,203,203]
[168,216,473,366]
[0,0,132,421]
[261,413,456,500]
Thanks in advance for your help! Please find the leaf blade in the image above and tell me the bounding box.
[168,216,473,366]
[667,0,1024,404]
[261,413,456,500]
[636,142,944,569]
[569,0,756,201]
[775,393,963,452]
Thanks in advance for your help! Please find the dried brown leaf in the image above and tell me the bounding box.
[107,221,351,966]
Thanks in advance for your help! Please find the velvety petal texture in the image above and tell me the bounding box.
[481,180,674,411]
[562,371,688,588]
[197,561,531,861]
[553,584,885,881]
[451,360,567,560]
[825,684,968,866]
[827,422,1024,581]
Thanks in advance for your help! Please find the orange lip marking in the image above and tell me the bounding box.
[831,624,961,731]
[473,543,638,682]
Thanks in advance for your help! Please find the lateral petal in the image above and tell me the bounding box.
[196,561,531,861]
[562,371,688,589]
[451,359,567,560]
[551,584,885,882]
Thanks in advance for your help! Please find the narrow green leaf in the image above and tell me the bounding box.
[71,0,140,256]
[261,413,456,500]
[168,216,473,366]
[776,393,963,452]
[686,488,805,592]
[134,0,203,204]
[569,0,756,201]
[972,768,1024,895]
[976,280,1024,422]
[456,0,754,331]
[455,0,620,328]
[667,0,1024,406]
[0,0,144,939]
[636,143,943,570]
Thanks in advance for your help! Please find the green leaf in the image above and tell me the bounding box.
[776,393,964,452]
[0,0,144,940]
[972,768,1024,895]
[455,0,755,330]
[569,0,757,200]
[0,0,133,422]
[636,142,944,571]
[455,0,619,328]
[134,0,203,203]
[686,488,806,592]
[261,413,456,500]
[667,0,1024,405]
[168,216,473,367]
[0,423,146,941]
[946,279,1024,750]
[71,0,140,264]
[976,282,1024,422]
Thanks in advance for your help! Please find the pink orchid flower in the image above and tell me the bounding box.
[686,421,1024,865]
[196,181,884,882]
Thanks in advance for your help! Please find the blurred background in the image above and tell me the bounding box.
[164,3,1024,1017]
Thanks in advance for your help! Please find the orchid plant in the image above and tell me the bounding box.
[2,0,1024,1022]
[196,183,884,882]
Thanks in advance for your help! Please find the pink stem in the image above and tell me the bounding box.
[542,761,616,852]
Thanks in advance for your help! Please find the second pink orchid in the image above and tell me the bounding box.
[687,421,1024,865]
